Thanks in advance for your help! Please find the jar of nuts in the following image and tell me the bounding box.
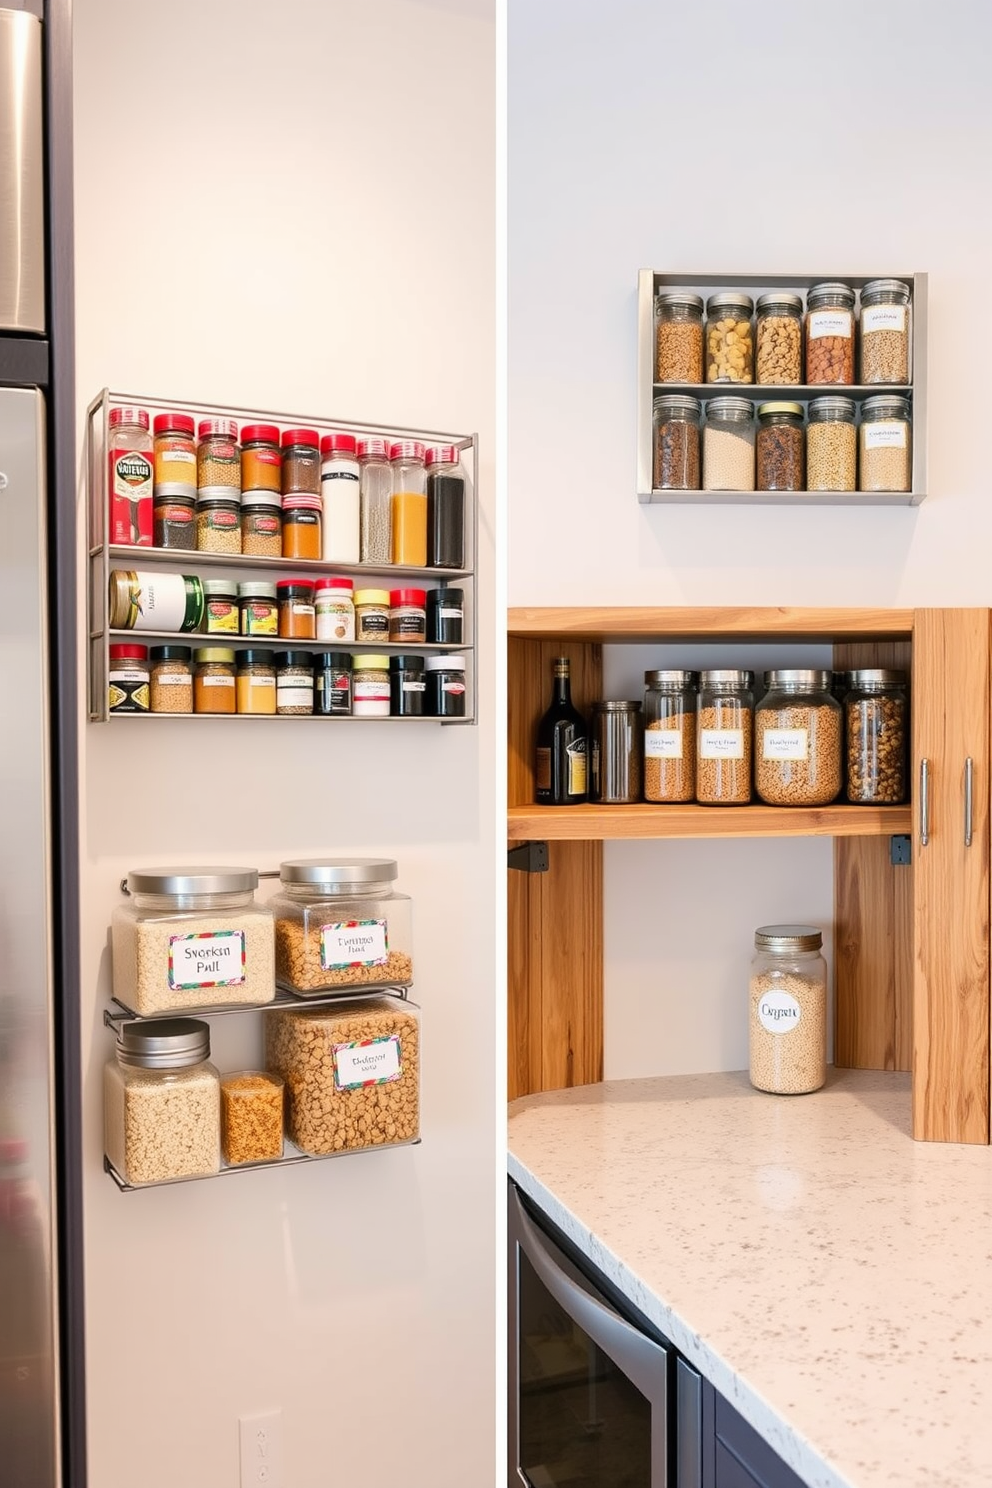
[705,293,754,384]
[655,292,704,383]
[702,397,755,492]
[271,857,413,995]
[859,279,911,385]
[805,282,855,384]
[697,669,753,805]
[756,402,804,492]
[859,394,911,493]
[652,394,701,490]
[755,670,842,807]
[845,669,908,804]
[643,670,698,803]
[749,925,826,1096]
[755,293,803,384]
[806,396,856,492]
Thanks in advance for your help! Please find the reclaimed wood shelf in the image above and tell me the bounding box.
[507,606,914,643]
[507,802,912,842]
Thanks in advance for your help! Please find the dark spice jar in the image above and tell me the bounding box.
[281,428,321,497]
[425,444,466,568]
[425,655,467,718]
[153,492,196,550]
[652,395,701,491]
[426,586,464,645]
[756,402,805,492]
[314,652,352,715]
[390,654,426,717]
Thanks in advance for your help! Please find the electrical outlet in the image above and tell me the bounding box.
[239,1410,283,1488]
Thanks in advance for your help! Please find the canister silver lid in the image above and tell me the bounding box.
[238,581,278,599]
[425,655,466,671]
[116,1018,210,1069]
[591,700,642,712]
[847,669,907,687]
[706,292,754,315]
[656,291,703,311]
[705,396,754,421]
[862,394,911,419]
[808,395,855,419]
[126,867,258,896]
[861,279,910,302]
[279,858,398,887]
[202,578,237,597]
[653,395,701,419]
[762,669,832,690]
[754,924,822,952]
[807,281,855,308]
[756,292,803,313]
[644,669,699,687]
[700,669,754,687]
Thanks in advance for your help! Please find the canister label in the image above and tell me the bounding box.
[645,731,682,759]
[402,680,426,693]
[536,747,551,791]
[333,1033,402,1090]
[320,918,388,969]
[243,602,278,635]
[566,739,586,795]
[200,674,235,687]
[354,679,390,702]
[206,601,239,632]
[762,728,808,760]
[168,929,246,990]
[700,729,744,759]
[110,446,153,545]
[757,991,801,1034]
[864,423,907,449]
[862,305,906,333]
[808,311,851,340]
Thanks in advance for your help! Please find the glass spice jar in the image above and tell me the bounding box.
[859,279,911,385]
[643,669,698,803]
[314,577,355,643]
[696,669,753,804]
[153,412,197,498]
[236,650,277,715]
[149,645,193,714]
[275,651,314,715]
[239,581,278,636]
[320,432,361,564]
[104,1019,220,1186]
[240,490,282,556]
[806,396,857,492]
[859,395,912,493]
[358,436,392,565]
[389,587,427,643]
[281,494,322,560]
[202,578,240,635]
[277,579,316,640]
[754,293,803,384]
[314,651,352,715]
[702,397,755,491]
[756,402,805,492]
[655,291,704,383]
[652,395,701,491]
[390,654,426,717]
[281,428,321,497]
[240,423,282,494]
[754,669,842,807]
[354,588,390,642]
[805,282,855,384]
[705,293,754,383]
[845,669,908,804]
[152,491,196,551]
[196,496,242,554]
[108,643,150,714]
[193,648,236,713]
[425,443,466,569]
[197,418,241,494]
[352,655,391,717]
[749,925,827,1096]
[426,586,464,645]
[390,439,428,567]
[425,654,467,718]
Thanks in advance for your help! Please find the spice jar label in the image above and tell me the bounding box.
[808,311,852,340]
[320,918,388,970]
[153,671,190,687]
[443,681,466,695]
[200,675,235,687]
[333,1033,402,1090]
[439,606,462,620]
[761,728,809,761]
[700,728,744,759]
[402,680,427,693]
[862,305,906,333]
[645,732,683,759]
[757,991,802,1034]
[168,929,246,990]
[864,424,907,449]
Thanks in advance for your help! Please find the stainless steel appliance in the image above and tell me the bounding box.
[0,9,45,333]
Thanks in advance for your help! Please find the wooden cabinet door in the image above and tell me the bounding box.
[912,609,991,1143]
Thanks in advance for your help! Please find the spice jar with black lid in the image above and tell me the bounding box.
[314,652,352,715]
[426,586,464,645]
[274,651,314,715]
[426,655,467,718]
[390,655,426,717]
[149,645,193,714]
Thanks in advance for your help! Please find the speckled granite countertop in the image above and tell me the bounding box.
[508,1068,992,1488]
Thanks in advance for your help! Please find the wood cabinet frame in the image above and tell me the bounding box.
[508,607,991,1144]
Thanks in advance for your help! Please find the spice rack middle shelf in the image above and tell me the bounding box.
[507,803,912,842]
[104,627,472,656]
[102,543,473,582]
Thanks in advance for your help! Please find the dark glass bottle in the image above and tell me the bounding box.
[535,656,587,804]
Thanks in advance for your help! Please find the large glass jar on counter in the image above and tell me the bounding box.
[754,670,842,807]
[110,867,276,1015]
[643,669,697,803]
[859,279,911,385]
[104,1018,220,1186]
[806,396,856,492]
[805,282,855,384]
[859,395,911,493]
[845,669,908,803]
[755,402,804,492]
[754,293,803,384]
[705,293,753,383]
[696,670,753,804]
[654,292,703,383]
[652,395,700,491]
[702,397,755,492]
[271,858,413,995]
[749,925,826,1095]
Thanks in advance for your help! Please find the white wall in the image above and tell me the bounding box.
[73,3,496,1485]
[507,0,991,1077]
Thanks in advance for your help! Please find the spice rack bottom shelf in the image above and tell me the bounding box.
[104,1136,422,1192]
[640,489,921,507]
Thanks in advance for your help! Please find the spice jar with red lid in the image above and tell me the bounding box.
[320,432,360,564]
[197,418,241,495]
[315,577,355,643]
[153,412,197,500]
[240,423,282,494]
[281,428,321,497]
[389,588,427,643]
[108,643,150,714]
[109,406,153,546]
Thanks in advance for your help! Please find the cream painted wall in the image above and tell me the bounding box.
[507,0,991,1078]
[74,3,496,1486]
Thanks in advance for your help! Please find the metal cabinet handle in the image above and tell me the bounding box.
[965,757,974,848]
[919,758,930,846]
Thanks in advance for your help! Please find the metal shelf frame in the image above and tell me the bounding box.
[103,984,415,1027]
[104,1137,422,1193]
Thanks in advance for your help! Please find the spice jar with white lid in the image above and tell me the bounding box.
[111,867,276,1014]
[320,432,360,563]
[240,490,282,557]
[271,858,413,995]
[104,1018,220,1186]
[426,654,467,717]
[805,282,855,384]
[859,279,911,384]
[749,925,827,1095]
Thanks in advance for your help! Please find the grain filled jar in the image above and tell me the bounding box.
[358,436,392,565]
[197,418,241,494]
[702,397,755,491]
[315,577,355,643]
[845,669,908,804]
[806,396,856,492]
[277,578,316,639]
[111,868,276,1015]
[315,651,352,715]
[589,701,642,804]
[805,282,855,384]
[281,428,321,498]
[352,655,390,717]
[271,858,413,995]
[390,654,426,717]
[390,440,428,567]
[202,578,239,635]
[108,643,150,714]
[104,1019,220,1186]
[153,412,197,498]
[236,651,276,715]
[281,494,322,560]
[755,670,841,807]
[354,588,390,642]
[705,293,754,384]
[240,490,282,557]
[756,402,804,492]
[239,581,278,636]
[221,1072,284,1166]
[274,651,314,715]
[426,654,467,717]
[749,925,826,1096]
[389,587,427,643]
[652,395,701,491]
[193,648,236,713]
[697,669,753,805]
[655,291,703,383]
[196,495,241,554]
[426,586,464,645]
[859,395,911,493]
[149,645,193,714]
[859,279,911,385]
[754,293,803,384]
[643,669,698,803]
[240,423,281,494]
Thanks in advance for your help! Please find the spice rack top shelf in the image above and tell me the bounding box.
[507,606,915,643]
[101,544,472,582]
[507,802,912,843]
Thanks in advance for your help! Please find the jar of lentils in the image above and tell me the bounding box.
[754,669,842,807]
[705,293,753,383]
[654,292,703,383]
[196,495,241,554]
[845,669,908,804]
[240,490,282,556]
[696,669,753,804]
[806,396,856,492]
[859,279,911,385]
[754,293,803,384]
[703,397,755,491]
[805,282,855,384]
[756,402,804,492]
[749,925,826,1096]
[149,645,193,714]
[859,395,911,493]
[643,669,697,803]
[652,395,701,490]
[197,418,241,495]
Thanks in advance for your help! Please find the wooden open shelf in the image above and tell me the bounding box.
[508,605,914,643]
[508,802,912,842]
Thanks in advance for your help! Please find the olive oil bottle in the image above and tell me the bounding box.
[535,656,587,804]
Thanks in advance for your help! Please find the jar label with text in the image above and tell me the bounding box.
[168,929,246,990]
[567,739,586,795]
[862,305,906,333]
[403,679,427,693]
[536,747,551,791]
[645,731,683,759]
[200,674,235,687]
[320,918,388,970]
[757,991,801,1034]
[153,672,190,687]
[206,601,239,632]
[110,447,153,545]
[864,423,907,449]
[243,602,278,635]
[333,1033,401,1090]
[762,728,808,761]
[354,678,390,702]
[808,311,852,340]
[357,612,389,638]
[700,728,744,759]
[277,685,312,709]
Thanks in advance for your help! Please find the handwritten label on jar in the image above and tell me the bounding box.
[862,305,906,333]
[645,732,683,759]
[320,918,388,970]
[762,728,809,761]
[154,672,189,686]
[168,930,246,990]
[333,1033,401,1090]
[864,423,907,449]
[757,991,801,1034]
[200,675,235,687]
[700,729,744,759]
[808,311,852,340]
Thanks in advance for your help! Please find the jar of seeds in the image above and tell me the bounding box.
[703,397,755,491]
[705,293,754,383]
[196,495,241,554]
[756,402,804,492]
[197,418,241,494]
[755,670,842,807]
[149,645,193,714]
[806,396,856,492]
[358,437,392,565]
[859,279,910,385]
[754,293,803,384]
[220,1071,284,1166]
[749,925,826,1095]
[274,651,314,715]
[643,670,697,803]
[104,1018,220,1186]
[845,669,908,803]
[655,292,703,383]
[859,395,911,493]
[697,670,753,804]
[652,395,701,491]
[240,490,282,556]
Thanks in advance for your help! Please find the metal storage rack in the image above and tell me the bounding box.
[636,269,928,505]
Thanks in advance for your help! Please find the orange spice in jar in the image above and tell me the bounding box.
[240,423,282,494]
[193,648,236,714]
[390,440,427,567]
[281,494,321,560]
[277,579,316,640]
[153,412,197,496]
[236,651,277,715]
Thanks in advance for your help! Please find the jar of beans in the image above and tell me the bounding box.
[643,669,698,803]
[149,645,193,714]
[193,648,236,713]
[754,293,803,385]
[274,651,314,715]
[652,395,701,491]
[754,670,841,807]
[806,396,856,492]
[196,495,241,554]
[702,397,755,492]
[749,925,826,1096]
[859,279,910,385]
[756,402,804,492]
[859,395,911,493]
[240,423,282,493]
[654,292,703,383]
[845,669,908,804]
[805,282,855,384]
[197,418,241,494]
[705,293,753,384]
[240,490,282,556]
[696,670,753,804]
[281,428,321,498]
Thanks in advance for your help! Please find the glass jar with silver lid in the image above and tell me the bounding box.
[806,396,857,492]
[859,279,911,385]
[845,669,908,803]
[755,292,803,384]
[655,291,704,383]
[705,293,754,383]
[703,397,755,492]
[652,394,701,490]
[697,669,753,804]
[589,700,642,804]
[754,670,842,807]
[805,281,855,384]
[749,926,827,1096]
[859,394,911,493]
[270,858,413,995]
[104,1018,221,1186]
[643,670,698,803]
